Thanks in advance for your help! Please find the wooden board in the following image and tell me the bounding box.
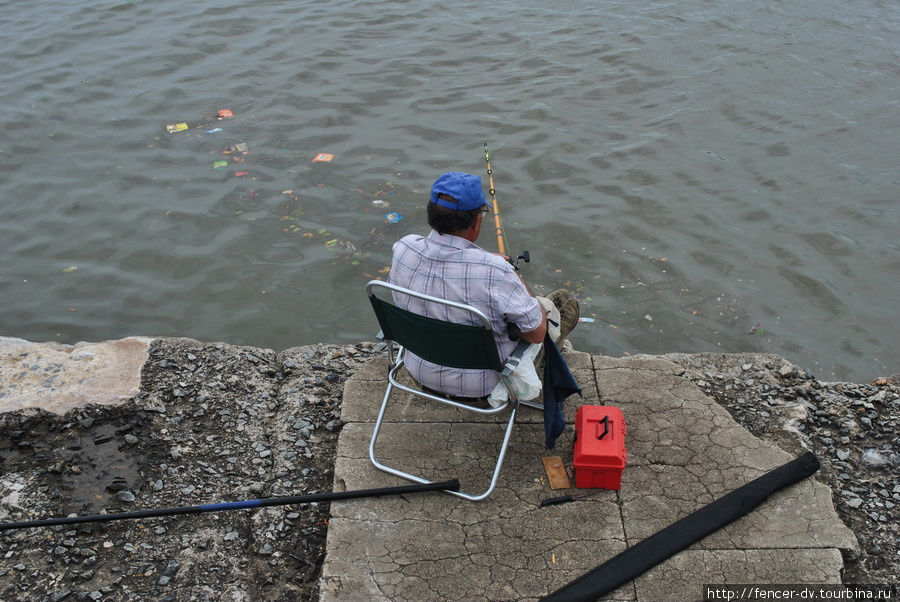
[542,456,571,490]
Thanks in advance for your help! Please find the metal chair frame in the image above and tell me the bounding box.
[366,280,540,501]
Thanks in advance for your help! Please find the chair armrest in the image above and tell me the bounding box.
[501,340,540,377]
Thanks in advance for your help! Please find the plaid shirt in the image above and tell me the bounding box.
[389,230,542,397]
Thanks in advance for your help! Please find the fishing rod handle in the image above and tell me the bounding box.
[540,495,575,507]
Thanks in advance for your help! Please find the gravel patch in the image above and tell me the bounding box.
[1,338,379,601]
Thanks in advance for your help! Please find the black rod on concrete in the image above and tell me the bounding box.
[0,479,460,532]
[541,453,820,602]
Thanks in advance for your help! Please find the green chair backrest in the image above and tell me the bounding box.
[369,294,503,372]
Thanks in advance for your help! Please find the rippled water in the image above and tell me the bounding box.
[1,0,897,381]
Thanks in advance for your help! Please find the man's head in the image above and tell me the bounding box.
[427,172,490,239]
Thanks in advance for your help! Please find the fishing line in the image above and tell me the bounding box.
[481,0,579,147]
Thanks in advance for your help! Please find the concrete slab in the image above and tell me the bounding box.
[325,422,630,602]
[322,352,858,601]
[621,464,858,551]
[635,549,846,602]
[0,336,153,414]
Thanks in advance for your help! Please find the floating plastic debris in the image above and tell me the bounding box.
[166,123,188,133]
[233,142,248,154]
[384,212,403,223]
[206,127,223,134]
[234,171,249,177]
[213,160,228,169]
[372,200,389,207]
[62,266,78,273]
[313,153,334,162]
[578,317,595,323]
[747,322,765,335]
[217,109,234,119]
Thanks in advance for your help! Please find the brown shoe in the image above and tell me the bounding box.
[558,298,579,343]
[546,289,571,311]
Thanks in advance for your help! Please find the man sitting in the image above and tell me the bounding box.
[389,171,578,400]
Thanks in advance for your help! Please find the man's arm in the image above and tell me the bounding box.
[516,272,548,343]
[519,304,547,343]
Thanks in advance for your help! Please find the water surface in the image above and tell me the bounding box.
[1,0,897,381]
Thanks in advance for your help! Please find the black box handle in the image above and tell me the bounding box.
[597,415,609,440]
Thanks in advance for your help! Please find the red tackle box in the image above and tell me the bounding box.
[573,405,627,490]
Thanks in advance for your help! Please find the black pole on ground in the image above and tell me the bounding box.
[541,453,821,602]
[0,479,460,532]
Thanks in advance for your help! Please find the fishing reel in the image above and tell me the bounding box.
[506,250,533,342]
[509,250,530,270]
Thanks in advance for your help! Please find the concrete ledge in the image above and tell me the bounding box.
[0,336,152,414]
[322,351,859,601]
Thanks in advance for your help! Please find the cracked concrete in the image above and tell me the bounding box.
[321,352,858,601]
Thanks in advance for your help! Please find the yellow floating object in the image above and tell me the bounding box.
[166,122,189,133]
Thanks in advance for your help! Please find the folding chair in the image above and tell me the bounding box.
[366,280,541,501]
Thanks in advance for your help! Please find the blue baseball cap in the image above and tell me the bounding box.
[430,172,489,211]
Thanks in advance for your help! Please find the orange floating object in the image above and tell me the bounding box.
[217,109,234,119]
[234,171,249,177]
[313,153,334,162]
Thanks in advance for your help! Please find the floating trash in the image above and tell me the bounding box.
[578,317,595,323]
[323,238,357,254]
[234,171,249,177]
[206,127,223,134]
[217,109,234,119]
[372,200,389,207]
[166,123,188,133]
[313,153,334,162]
[62,266,78,273]
[384,212,403,223]
[224,142,249,155]
[213,160,228,169]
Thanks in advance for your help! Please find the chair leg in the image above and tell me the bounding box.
[368,379,520,502]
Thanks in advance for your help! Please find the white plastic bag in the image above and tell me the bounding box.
[487,343,542,408]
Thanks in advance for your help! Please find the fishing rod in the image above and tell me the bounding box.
[483,142,530,269]
[0,479,459,532]
[483,142,533,342]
